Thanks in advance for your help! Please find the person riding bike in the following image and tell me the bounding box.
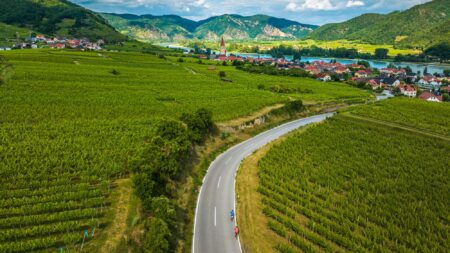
[234,226,239,238]
[230,209,235,221]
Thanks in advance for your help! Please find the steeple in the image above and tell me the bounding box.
[220,37,226,56]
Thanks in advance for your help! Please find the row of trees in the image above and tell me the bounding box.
[261,45,390,60]
[132,109,214,253]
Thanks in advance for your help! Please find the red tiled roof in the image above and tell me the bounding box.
[419,92,442,101]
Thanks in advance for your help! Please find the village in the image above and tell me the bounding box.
[0,34,104,51]
[196,38,450,102]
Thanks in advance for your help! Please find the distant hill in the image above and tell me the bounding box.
[0,0,127,43]
[101,13,318,42]
[310,0,450,49]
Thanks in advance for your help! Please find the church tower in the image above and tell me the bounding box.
[219,37,226,56]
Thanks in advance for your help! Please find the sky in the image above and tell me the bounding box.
[70,0,432,25]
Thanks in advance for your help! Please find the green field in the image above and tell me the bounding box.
[254,98,450,252]
[0,49,371,252]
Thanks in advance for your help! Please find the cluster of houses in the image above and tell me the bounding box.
[198,38,449,102]
[0,35,104,51]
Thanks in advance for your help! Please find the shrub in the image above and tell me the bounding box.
[110,69,120,75]
[219,71,226,78]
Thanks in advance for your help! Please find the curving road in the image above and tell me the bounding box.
[192,113,334,253]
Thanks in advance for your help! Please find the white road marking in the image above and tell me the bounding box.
[217,176,221,189]
[214,206,217,227]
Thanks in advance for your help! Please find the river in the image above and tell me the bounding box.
[158,43,450,74]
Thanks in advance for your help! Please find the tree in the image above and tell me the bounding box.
[405,66,413,75]
[180,108,214,143]
[357,60,370,68]
[219,71,226,79]
[375,48,389,59]
[133,173,155,210]
[444,69,450,77]
[423,67,428,75]
[293,52,301,62]
[151,196,176,225]
[144,218,171,253]
[443,93,449,102]
[387,63,397,69]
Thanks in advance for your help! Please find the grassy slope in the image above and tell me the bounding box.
[0,49,370,252]
[0,22,35,46]
[239,98,450,252]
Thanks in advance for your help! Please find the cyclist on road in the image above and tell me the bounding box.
[230,209,235,221]
[234,226,239,238]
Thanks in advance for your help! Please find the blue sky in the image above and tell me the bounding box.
[71,0,432,25]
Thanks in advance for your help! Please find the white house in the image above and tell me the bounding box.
[400,85,417,97]
[419,92,442,102]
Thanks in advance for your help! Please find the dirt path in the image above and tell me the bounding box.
[218,104,285,128]
[343,113,450,141]
[100,178,133,253]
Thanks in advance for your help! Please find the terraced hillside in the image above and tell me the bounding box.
[240,98,450,252]
[0,49,371,252]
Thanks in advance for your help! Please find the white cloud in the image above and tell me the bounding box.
[346,0,365,7]
[286,0,336,11]
[286,0,365,11]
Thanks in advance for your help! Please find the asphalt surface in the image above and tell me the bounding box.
[192,113,334,253]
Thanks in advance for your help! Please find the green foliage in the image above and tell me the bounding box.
[424,42,450,60]
[219,70,226,78]
[374,48,389,59]
[144,218,171,253]
[109,68,120,75]
[0,0,126,43]
[102,13,318,42]
[257,98,450,252]
[151,196,176,225]
[180,108,214,143]
[356,60,370,68]
[310,0,450,50]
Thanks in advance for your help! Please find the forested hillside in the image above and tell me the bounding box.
[102,13,318,42]
[311,0,450,49]
[0,0,126,42]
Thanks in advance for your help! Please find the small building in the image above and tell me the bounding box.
[419,92,442,102]
[316,73,331,82]
[399,84,416,97]
[367,79,380,90]
[355,70,368,78]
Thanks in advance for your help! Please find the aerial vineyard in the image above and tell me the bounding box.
[348,98,450,137]
[256,100,450,252]
[0,49,371,251]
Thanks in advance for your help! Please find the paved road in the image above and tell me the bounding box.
[192,113,334,253]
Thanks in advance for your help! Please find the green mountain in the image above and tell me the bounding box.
[0,0,127,43]
[310,0,450,49]
[101,13,318,42]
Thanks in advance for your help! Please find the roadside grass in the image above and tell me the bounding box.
[237,124,317,253]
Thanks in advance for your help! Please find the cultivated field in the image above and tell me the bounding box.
[0,49,371,252]
[241,98,450,252]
